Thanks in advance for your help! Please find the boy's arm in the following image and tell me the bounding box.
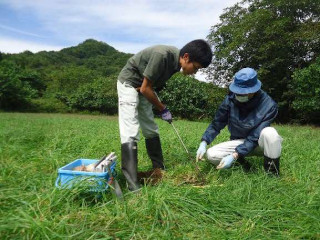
[139,77,166,111]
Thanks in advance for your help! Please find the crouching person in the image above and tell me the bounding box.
[196,67,283,176]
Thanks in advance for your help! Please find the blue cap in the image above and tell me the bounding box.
[229,68,261,94]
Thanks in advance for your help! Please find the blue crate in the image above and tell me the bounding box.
[55,159,117,192]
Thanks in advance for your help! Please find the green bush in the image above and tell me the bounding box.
[57,73,227,119]
[60,76,118,114]
[17,71,226,119]
[0,60,38,110]
[205,84,228,118]
[291,58,320,124]
[29,98,69,113]
[158,73,227,120]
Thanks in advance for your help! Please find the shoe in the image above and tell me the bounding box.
[237,156,252,172]
[121,142,141,191]
[145,136,165,169]
[264,156,280,176]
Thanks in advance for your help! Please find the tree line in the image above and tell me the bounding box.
[0,39,226,120]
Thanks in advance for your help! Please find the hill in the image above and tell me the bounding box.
[0,39,133,112]
[2,39,132,73]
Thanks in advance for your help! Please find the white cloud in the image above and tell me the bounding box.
[0,37,64,53]
[0,24,46,38]
[1,0,240,53]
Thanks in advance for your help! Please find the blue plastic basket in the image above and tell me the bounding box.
[55,159,117,192]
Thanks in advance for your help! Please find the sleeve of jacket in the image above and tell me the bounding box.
[201,97,229,145]
[235,104,278,156]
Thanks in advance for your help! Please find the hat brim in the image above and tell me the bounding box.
[229,80,262,94]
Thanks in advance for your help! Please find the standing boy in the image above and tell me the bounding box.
[117,40,212,191]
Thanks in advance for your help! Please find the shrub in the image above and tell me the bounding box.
[0,60,38,110]
[54,73,227,120]
[291,58,320,124]
[29,98,69,113]
[158,73,227,120]
[61,76,118,114]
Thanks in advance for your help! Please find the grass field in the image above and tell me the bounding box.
[0,113,319,239]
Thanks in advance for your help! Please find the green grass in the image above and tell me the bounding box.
[0,113,319,239]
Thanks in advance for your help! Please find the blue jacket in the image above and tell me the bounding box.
[201,90,278,156]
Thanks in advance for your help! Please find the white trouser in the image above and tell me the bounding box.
[117,81,159,144]
[206,127,283,166]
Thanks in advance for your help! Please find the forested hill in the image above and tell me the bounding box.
[1,39,132,83]
[0,39,133,112]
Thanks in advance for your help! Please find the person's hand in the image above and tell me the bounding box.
[217,154,235,169]
[161,107,172,123]
[196,141,207,162]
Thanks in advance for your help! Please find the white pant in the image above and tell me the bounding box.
[117,81,159,143]
[206,127,283,166]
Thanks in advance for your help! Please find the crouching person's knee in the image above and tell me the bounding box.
[260,127,281,143]
[259,127,283,159]
[206,146,224,166]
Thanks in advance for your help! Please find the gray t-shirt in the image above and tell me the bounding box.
[118,45,180,89]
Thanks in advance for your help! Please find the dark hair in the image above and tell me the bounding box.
[179,39,212,68]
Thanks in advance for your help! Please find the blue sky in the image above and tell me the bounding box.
[0,0,239,55]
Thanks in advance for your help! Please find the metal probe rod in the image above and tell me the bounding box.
[171,122,190,155]
[171,122,201,174]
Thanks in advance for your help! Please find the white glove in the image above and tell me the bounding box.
[196,141,207,162]
[216,154,236,169]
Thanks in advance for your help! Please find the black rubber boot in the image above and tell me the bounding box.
[121,142,141,191]
[264,156,280,176]
[145,136,165,169]
[237,156,251,172]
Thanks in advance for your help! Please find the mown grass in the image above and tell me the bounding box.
[0,113,319,239]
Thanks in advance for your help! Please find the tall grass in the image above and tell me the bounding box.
[0,113,319,239]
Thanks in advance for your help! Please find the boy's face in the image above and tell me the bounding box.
[179,53,202,75]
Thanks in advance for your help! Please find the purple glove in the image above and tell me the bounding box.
[161,107,172,123]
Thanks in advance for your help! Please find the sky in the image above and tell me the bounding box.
[0,0,240,80]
